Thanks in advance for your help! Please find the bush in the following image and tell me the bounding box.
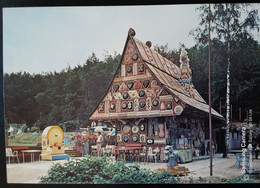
[30,126,39,133]
[39,156,179,184]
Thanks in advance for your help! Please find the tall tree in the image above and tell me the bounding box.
[190,3,259,157]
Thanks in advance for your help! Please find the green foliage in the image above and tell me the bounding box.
[30,126,39,133]
[4,52,121,129]
[39,156,179,184]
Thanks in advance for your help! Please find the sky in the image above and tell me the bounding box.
[3,4,259,74]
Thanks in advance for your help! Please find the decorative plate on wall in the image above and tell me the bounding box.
[132,125,139,134]
[132,53,139,61]
[116,125,121,131]
[123,135,129,143]
[110,103,116,110]
[138,90,146,98]
[123,92,129,99]
[142,80,150,88]
[165,101,172,110]
[139,100,146,109]
[121,102,128,110]
[126,65,133,73]
[146,138,154,145]
[117,134,122,142]
[140,124,145,131]
[132,135,138,142]
[152,98,160,108]
[140,134,146,143]
[127,82,134,90]
[122,125,131,134]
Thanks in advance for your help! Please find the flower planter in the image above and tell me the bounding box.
[73,146,83,154]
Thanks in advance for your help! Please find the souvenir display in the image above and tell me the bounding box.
[132,125,139,133]
[89,29,224,161]
[122,125,131,134]
[132,135,138,142]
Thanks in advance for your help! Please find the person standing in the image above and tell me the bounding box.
[96,132,103,157]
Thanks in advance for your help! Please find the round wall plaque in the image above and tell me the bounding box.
[132,135,138,142]
[132,125,139,133]
[122,125,131,134]
[139,100,146,109]
[123,135,129,143]
[132,53,139,61]
[138,90,146,98]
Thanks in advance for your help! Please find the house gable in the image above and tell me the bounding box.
[89,32,185,120]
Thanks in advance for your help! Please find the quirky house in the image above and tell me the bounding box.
[89,28,225,162]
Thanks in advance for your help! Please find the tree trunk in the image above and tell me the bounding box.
[223,5,231,158]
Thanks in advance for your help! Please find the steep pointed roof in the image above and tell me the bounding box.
[89,28,224,120]
[131,32,223,119]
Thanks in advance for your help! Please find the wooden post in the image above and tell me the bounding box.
[208,4,213,176]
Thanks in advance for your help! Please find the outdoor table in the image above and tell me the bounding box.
[21,150,41,163]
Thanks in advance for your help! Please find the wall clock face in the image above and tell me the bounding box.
[123,125,131,134]
[132,125,139,133]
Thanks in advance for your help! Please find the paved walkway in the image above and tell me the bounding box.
[6,154,260,183]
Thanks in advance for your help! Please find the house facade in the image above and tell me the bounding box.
[89,28,225,162]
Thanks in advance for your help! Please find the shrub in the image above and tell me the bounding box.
[39,156,179,184]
